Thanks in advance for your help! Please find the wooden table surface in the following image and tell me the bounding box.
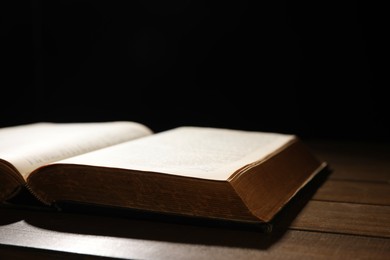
[0,140,389,259]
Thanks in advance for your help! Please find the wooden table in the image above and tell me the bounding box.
[1,140,389,259]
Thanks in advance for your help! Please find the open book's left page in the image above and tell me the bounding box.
[0,121,152,180]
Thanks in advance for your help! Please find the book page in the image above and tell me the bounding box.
[58,127,295,181]
[0,121,152,179]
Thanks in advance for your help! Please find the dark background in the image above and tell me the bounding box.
[1,1,388,141]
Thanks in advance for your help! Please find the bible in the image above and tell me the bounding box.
[0,121,326,224]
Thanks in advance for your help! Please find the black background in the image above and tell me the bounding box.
[1,1,388,141]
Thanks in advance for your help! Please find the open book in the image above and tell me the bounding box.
[0,121,326,224]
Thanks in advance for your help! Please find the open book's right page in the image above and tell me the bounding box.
[57,127,295,181]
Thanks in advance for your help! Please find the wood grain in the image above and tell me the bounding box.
[1,219,390,260]
[307,140,390,182]
[289,201,390,238]
[313,179,390,205]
